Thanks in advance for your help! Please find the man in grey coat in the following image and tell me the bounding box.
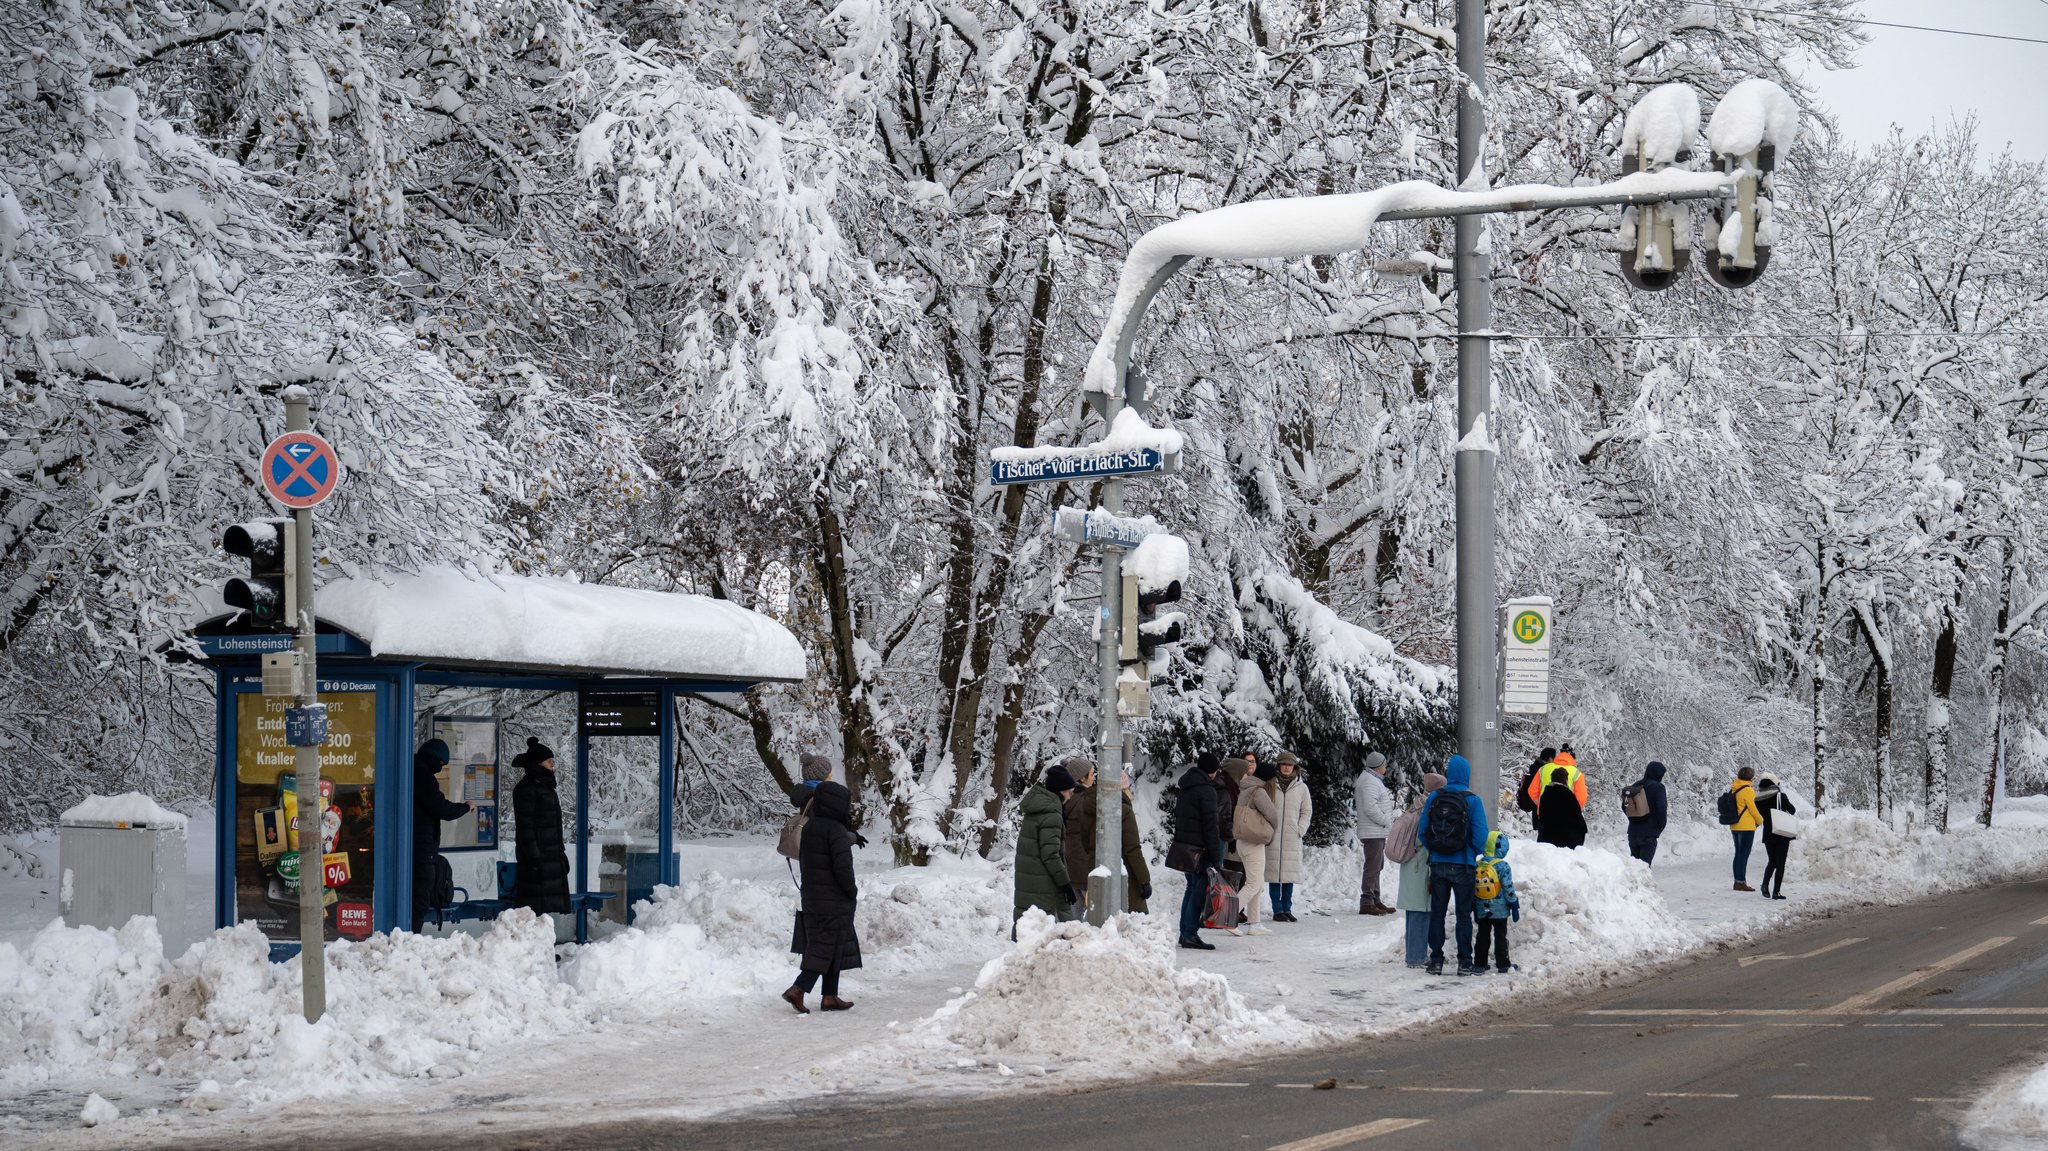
[1354,752,1395,915]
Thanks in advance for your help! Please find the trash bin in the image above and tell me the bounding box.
[59,793,188,957]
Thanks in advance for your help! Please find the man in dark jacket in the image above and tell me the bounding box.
[1171,752,1226,950]
[1625,761,1670,865]
[1014,762,1078,927]
[1535,767,1588,849]
[784,780,861,1013]
[1515,747,1556,814]
[410,738,472,933]
[510,737,571,916]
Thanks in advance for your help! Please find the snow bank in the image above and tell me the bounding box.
[59,793,186,829]
[0,912,579,1102]
[318,566,806,682]
[919,910,1311,1067]
[1964,1062,2048,1150]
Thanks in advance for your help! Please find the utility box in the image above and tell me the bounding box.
[59,793,189,958]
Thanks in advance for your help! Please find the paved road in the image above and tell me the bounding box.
[261,878,2048,1150]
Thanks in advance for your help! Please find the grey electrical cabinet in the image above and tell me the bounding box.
[60,797,188,958]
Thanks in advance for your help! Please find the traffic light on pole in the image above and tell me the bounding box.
[223,519,296,631]
[1122,573,1185,664]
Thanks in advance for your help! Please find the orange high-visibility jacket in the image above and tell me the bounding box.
[1525,752,1588,808]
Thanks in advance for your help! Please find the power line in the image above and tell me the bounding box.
[1690,1,2048,46]
[1473,330,2046,342]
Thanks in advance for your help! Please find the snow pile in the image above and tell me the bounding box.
[1622,82,1700,166]
[59,793,187,829]
[1963,1061,2048,1150]
[0,911,580,1101]
[79,1091,117,1127]
[1707,78,1800,156]
[1504,844,1700,975]
[922,910,1312,1066]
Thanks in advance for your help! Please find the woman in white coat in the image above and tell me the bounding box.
[1268,751,1313,921]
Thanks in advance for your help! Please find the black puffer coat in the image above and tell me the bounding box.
[412,754,469,868]
[1170,765,1224,873]
[512,767,572,914]
[792,781,862,973]
[1536,780,1588,848]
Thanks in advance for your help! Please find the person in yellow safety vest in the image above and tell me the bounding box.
[1524,750,1588,810]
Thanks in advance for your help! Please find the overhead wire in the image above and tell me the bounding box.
[1686,1,2048,46]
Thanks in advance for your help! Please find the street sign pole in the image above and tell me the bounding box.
[1090,391,1130,926]
[283,386,325,1022]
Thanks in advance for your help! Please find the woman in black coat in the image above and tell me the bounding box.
[784,780,862,1014]
[1535,766,1588,849]
[511,737,572,915]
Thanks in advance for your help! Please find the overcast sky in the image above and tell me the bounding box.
[1801,0,2048,162]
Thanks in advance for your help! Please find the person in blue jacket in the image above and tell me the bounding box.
[1624,761,1670,865]
[1472,831,1521,974]
[1416,754,1491,976]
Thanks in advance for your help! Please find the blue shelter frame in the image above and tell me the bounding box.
[191,619,780,956]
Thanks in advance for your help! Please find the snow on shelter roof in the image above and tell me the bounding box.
[316,567,806,683]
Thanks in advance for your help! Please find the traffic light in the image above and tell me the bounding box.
[223,519,295,630]
[1703,143,1776,288]
[1121,573,1185,664]
[1617,83,1699,293]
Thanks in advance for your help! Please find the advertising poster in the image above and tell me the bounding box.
[235,684,378,943]
[430,715,498,850]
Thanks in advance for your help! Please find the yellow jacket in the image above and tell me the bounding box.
[1728,779,1763,832]
[1526,753,1588,808]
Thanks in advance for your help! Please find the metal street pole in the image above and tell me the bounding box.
[1090,428,1128,926]
[1454,0,1501,822]
[284,386,326,1022]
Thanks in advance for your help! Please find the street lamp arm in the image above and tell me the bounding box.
[1083,168,1735,396]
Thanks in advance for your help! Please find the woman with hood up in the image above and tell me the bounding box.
[1535,766,1588,848]
[784,780,862,1013]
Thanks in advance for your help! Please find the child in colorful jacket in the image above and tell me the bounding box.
[1473,830,1521,973]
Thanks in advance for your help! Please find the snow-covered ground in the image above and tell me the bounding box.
[8,800,2048,1148]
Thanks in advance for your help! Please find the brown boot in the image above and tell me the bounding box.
[782,986,810,1014]
[1360,897,1373,915]
[821,996,855,1012]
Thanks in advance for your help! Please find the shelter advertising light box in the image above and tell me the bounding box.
[234,680,380,943]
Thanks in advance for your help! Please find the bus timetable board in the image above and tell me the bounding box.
[579,691,659,737]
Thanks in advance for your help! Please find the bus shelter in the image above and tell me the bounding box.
[186,567,805,957]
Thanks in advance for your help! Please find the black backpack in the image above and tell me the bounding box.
[1423,790,1471,856]
[425,854,455,908]
[1715,790,1740,826]
[1515,765,1541,813]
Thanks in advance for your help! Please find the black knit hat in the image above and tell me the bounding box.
[1043,763,1078,793]
[514,736,556,769]
[1196,750,1222,776]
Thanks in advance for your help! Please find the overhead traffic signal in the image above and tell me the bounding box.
[1700,78,1795,289]
[223,519,295,630]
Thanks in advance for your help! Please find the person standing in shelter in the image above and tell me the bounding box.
[1535,766,1587,848]
[1269,752,1312,921]
[1755,772,1797,900]
[1395,770,1445,968]
[1471,831,1521,974]
[1727,766,1764,892]
[1354,752,1395,915]
[783,780,861,1013]
[1418,754,1491,976]
[1515,747,1555,816]
[1234,759,1277,934]
[510,737,570,919]
[1623,761,1670,865]
[1014,761,1078,927]
[1170,752,1225,950]
[410,738,472,933]
[1524,745,1587,811]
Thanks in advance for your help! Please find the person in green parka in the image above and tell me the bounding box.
[1014,760,1080,931]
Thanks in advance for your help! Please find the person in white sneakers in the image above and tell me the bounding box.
[1234,760,1277,934]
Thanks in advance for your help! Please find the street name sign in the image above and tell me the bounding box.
[990,448,1165,486]
[1051,506,1159,550]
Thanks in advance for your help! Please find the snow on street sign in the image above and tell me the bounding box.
[1502,596,1553,715]
[1051,506,1160,550]
[990,448,1166,486]
[260,432,343,509]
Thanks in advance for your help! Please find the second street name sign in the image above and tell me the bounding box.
[990,448,1165,486]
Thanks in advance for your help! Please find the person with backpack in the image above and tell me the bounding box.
[1169,752,1227,950]
[1417,754,1491,976]
[1514,748,1555,816]
[1014,761,1078,928]
[1621,761,1669,865]
[1534,766,1587,848]
[1268,752,1312,922]
[783,780,861,1013]
[1723,766,1764,892]
[1393,770,1445,967]
[1472,831,1521,974]
[1354,752,1395,915]
[1755,771,1798,900]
